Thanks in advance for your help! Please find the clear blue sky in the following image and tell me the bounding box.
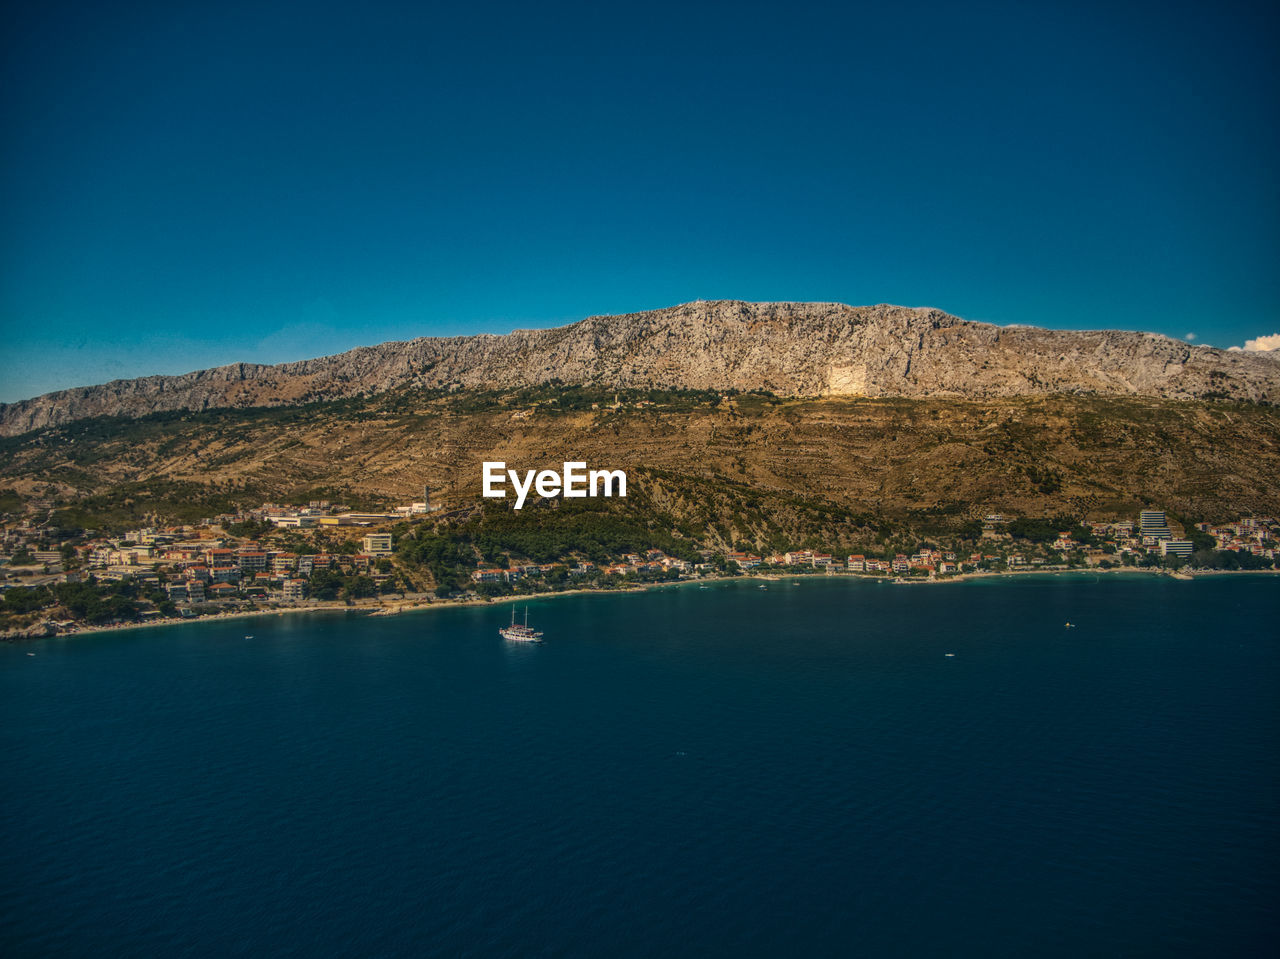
[2,0,1277,402]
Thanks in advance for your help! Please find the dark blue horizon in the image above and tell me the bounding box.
[2,0,1278,401]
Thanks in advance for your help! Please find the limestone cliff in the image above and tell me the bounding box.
[3,301,1276,435]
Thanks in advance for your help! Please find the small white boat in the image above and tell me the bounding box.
[945,653,956,657]
[500,607,543,643]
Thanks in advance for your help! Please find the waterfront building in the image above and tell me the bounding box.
[237,551,268,572]
[1139,510,1173,541]
[211,565,240,584]
[1161,540,1194,558]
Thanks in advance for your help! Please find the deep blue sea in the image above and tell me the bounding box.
[2,574,1278,957]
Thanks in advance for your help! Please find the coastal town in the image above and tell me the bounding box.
[1,479,1275,640]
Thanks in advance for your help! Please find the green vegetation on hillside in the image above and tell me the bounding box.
[2,392,1278,538]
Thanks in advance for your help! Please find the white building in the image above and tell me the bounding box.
[1139,510,1172,541]
[361,533,393,555]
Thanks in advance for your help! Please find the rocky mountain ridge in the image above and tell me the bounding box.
[4,300,1276,435]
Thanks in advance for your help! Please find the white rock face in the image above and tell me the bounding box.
[2,301,1277,435]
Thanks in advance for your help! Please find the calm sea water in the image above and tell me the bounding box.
[2,574,1277,957]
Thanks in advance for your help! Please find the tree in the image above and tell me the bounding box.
[309,569,345,600]
[1007,518,1057,543]
[1,586,53,615]
[227,519,269,539]
[342,576,377,600]
[1186,528,1216,552]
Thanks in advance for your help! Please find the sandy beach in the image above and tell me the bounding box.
[15,564,1276,643]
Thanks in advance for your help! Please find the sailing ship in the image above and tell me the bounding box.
[499,606,543,643]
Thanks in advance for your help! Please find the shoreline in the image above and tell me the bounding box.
[12,564,1278,643]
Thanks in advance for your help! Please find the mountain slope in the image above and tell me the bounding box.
[4,391,1279,540]
[3,301,1277,436]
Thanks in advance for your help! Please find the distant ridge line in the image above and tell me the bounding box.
[2,300,1276,435]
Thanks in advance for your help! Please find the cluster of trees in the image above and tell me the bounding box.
[8,547,36,565]
[307,567,401,602]
[1184,549,1274,570]
[0,489,22,516]
[1023,465,1063,494]
[471,562,682,599]
[0,579,173,625]
[464,501,700,567]
[226,519,271,538]
[43,479,250,533]
[395,532,475,596]
[389,500,703,596]
[1005,516,1096,545]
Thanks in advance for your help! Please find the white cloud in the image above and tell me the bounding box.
[1229,333,1280,352]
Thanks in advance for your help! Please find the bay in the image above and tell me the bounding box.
[2,574,1277,957]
